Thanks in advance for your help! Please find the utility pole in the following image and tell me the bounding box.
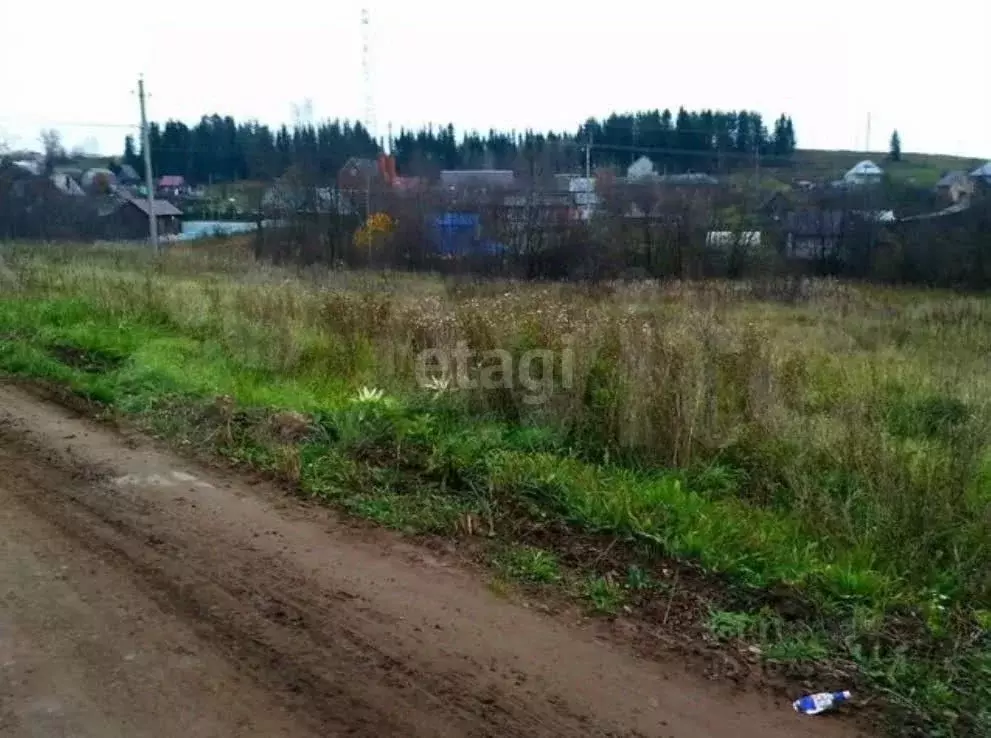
[584,133,592,179]
[138,75,158,253]
[364,169,373,266]
[865,112,872,152]
[631,117,638,167]
[365,171,371,220]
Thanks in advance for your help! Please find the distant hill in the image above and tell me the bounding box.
[782,149,984,188]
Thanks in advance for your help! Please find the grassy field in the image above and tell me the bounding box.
[1,240,990,735]
[786,149,984,188]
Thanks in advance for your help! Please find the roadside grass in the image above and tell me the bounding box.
[583,576,627,615]
[495,545,563,584]
[1,243,991,735]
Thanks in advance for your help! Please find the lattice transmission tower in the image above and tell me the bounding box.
[360,7,377,145]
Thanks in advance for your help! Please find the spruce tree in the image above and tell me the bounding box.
[889,130,902,162]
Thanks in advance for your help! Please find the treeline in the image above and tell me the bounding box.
[392,111,794,180]
[582,110,796,168]
[124,109,797,186]
[122,116,378,185]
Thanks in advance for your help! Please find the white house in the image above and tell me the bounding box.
[50,173,85,196]
[936,171,975,203]
[971,162,991,183]
[843,160,884,185]
[627,156,655,180]
[12,160,41,176]
[567,176,597,220]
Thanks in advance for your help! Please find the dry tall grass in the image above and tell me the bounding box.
[4,242,991,605]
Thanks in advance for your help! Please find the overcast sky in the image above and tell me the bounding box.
[2,1,988,159]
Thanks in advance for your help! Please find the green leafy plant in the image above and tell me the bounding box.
[584,576,624,615]
[497,545,562,584]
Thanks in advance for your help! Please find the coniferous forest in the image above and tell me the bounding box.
[124,109,797,184]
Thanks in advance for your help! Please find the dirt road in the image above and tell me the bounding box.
[0,384,865,738]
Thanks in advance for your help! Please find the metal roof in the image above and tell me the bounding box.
[433,212,479,228]
[844,160,883,178]
[657,173,719,186]
[439,170,515,189]
[12,160,41,176]
[118,164,141,182]
[120,196,183,217]
[936,170,971,187]
[51,173,86,196]
[342,157,377,172]
[971,162,991,178]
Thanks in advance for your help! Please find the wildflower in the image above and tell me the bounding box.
[353,386,387,404]
[422,375,451,395]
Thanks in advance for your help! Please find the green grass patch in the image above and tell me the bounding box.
[583,576,626,615]
[495,545,563,584]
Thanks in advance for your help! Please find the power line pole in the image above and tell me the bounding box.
[585,133,592,179]
[631,117,638,166]
[138,75,158,253]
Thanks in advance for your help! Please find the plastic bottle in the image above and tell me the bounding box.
[793,690,852,716]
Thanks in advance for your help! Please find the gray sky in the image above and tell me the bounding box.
[2,0,989,159]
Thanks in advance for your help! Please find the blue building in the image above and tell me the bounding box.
[429,212,505,257]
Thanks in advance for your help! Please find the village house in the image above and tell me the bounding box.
[0,160,100,240]
[758,190,792,222]
[81,168,117,195]
[784,209,845,259]
[52,163,83,182]
[842,160,884,186]
[337,158,381,191]
[656,173,720,187]
[439,170,515,193]
[626,156,656,180]
[102,196,183,241]
[935,171,975,204]
[971,162,991,187]
[50,172,85,196]
[117,164,141,185]
[157,175,188,197]
[262,180,353,216]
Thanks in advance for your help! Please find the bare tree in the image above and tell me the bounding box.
[39,129,65,174]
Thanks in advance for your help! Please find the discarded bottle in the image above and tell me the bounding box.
[793,690,851,716]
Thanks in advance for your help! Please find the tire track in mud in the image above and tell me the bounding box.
[0,443,570,737]
[0,384,866,738]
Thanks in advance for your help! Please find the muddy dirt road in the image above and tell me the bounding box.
[0,384,865,737]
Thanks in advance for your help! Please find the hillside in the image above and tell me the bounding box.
[786,149,984,187]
